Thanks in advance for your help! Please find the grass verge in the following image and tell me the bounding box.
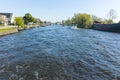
[0,27,17,33]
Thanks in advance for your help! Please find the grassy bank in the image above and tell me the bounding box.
[0,27,16,32]
[0,24,45,36]
[0,27,18,36]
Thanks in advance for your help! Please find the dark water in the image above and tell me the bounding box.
[0,25,120,80]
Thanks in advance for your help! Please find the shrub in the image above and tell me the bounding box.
[72,13,92,28]
[14,17,24,28]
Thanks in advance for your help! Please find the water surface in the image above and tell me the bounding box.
[0,25,120,80]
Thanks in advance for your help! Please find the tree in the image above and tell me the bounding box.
[23,13,35,25]
[14,17,24,28]
[64,18,72,26]
[106,9,117,23]
[103,19,113,24]
[91,15,102,22]
[72,13,92,28]
[34,18,43,24]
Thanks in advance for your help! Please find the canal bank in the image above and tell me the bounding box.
[0,26,18,36]
[0,25,42,36]
[92,23,120,33]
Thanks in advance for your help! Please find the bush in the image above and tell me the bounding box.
[14,17,24,28]
[72,13,92,28]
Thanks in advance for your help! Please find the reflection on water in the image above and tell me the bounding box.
[0,25,120,80]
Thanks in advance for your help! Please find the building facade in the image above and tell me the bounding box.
[0,13,14,25]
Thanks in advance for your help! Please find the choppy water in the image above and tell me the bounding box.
[0,25,120,80]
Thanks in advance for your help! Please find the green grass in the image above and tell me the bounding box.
[0,24,4,26]
[0,27,17,33]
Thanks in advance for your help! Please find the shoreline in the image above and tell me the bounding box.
[0,25,42,37]
[0,26,18,37]
[0,30,18,37]
[92,24,120,33]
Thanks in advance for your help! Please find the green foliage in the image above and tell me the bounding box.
[63,19,72,26]
[72,13,92,28]
[23,13,35,25]
[34,18,43,24]
[103,19,113,24]
[14,17,24,28]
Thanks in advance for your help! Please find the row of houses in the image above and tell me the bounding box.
[0,13,14,26]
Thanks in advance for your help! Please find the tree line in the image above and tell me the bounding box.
[62,9,118,28]
[14,13,43,28]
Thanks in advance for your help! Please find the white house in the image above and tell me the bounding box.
[0,15,8,26]
[0,13,14,25]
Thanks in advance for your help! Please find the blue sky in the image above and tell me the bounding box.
[0,0,120,22]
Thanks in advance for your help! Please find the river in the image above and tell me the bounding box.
[0,25,120,80]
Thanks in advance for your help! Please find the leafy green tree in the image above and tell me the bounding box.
[14,17,24,28]
[72,13,92,28]
[23,13,35,25]
[64,18,72,26]
[34,18,43,24]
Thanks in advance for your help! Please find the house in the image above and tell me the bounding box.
[0,13,14,25]
[0,15,8,26]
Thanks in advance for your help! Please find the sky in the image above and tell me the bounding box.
[0,0,120,22]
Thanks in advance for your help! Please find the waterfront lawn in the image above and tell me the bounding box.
[0,27,17,33]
